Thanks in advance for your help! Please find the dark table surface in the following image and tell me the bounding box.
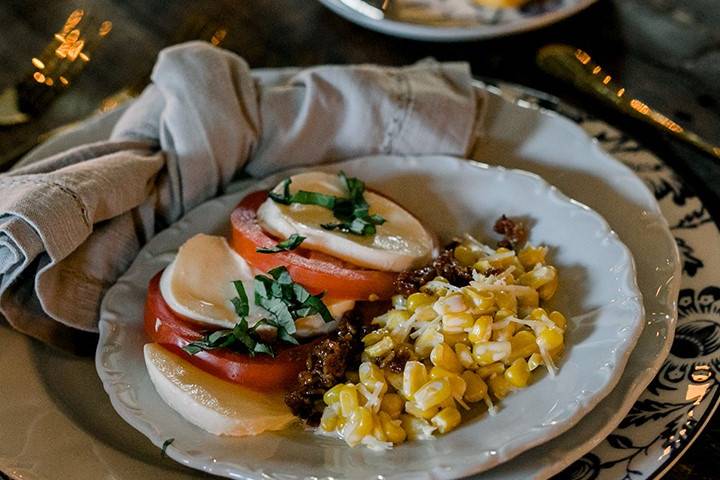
[0,1,718,479]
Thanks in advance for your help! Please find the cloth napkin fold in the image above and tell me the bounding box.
[0,41,482,351]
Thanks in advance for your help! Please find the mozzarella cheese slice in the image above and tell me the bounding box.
[144,343,295,436]
[256,172,434,272]
[160,233,354,334]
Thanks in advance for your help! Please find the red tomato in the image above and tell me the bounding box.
[230,190,397,300]
[144,272,315,392]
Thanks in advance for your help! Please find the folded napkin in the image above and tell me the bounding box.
[0,41,482,352]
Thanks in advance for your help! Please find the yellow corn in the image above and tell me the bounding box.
[473,341,511,366]
[442,312,474,334]
[378,411,407,443]
[518,245,547,268]
[529,308,548,321]
[461,370,488,403]
[401,415,436,440]
[491,322,518,342]
[339,385,359,417]
[365,336,395,357]
[413,378,453,410]
[508,330,539,362]
[320,407,338,431]
[385,370,404,392]
[431,406,462,434]
[464,287,495,313]
[537,327,564,351]
[402,361,428,399]
[518,265,556,289]
[434,294,469,315]
[405,401,440,419]
[430,343,462,373]
[453,245,476,266]
[387,309,412,329]
[430,367,467,400]
[468,315,493,343]
[505,358,531,387]
[323,383,345,405]
[494,290,517,313]
[391,295,406,310]
[407,292,435,312]
[372,414,388,442]
[443,332,469,347]
[528,352,543,371]
[454,343,476,369]
[473,259,492,274]
[343,406,374,446]
[489,247,515,268]
[538,276,558,300]
[380,393,404,419]
[359,362,386,390]
[487,374,514,400]
[549,311,567,330]
[414,323,444,357]
[362,330,386,346]
[476,362,506,379]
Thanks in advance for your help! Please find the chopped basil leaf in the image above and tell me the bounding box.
[268,172,385,236]
[231,281,249,316]
[256,234,306,254]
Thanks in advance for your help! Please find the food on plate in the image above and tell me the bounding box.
[472,0,528,8]
[143,171,567,447]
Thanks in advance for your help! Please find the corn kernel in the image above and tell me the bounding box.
[430,343,462,373]
[529,308,548,321]
[407,292,435,312]
[494,290,517,313]
[462,287,495,315]
[378,411,407,443]
[473,259,492,274]
[391,295,407,310]
[461,371,488,402]
[405,401,440,419]
[491,322,517,342]
[508,330,539,362]
[430,367,467,400]
[476,362,505,379]
[402,361,428,399]
[365,336,395,357]
[433,294,469,316]
[320,407,338,431]
[473,341,511,366]
[537,328,564,351]
[454,343,476,369]
[414,323,443,357]
[359,362,386,389]
[323,383,345,405]
[549,311,567,330]
[401,415,436,440]
[380,393,404,419]
[468,315,493,343]
[343,406,374,446]
[443,332,469,347]
[488,374,514,400]
[413,378,452,410]
[528,352,543,371]
[538,276,558,300]
[431,406,462,434]
[385,370,404,392]
[453,245,476,266]
[505,358,531,387]
[339,385,359,417]
[518,245,547,268]
[388,310,412,330]
[442,312,474,334]
[362,330,386,346]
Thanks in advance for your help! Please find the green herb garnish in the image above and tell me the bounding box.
[268,172,385,236]
[256,233,306,254]
[181,267,331,357]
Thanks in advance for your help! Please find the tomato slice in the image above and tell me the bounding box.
[230,190,397,300]
[144,271,315,392]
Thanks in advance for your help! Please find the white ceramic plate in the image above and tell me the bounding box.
[96,155,643,479]
[0,82,684,480]
[317,0,597,41]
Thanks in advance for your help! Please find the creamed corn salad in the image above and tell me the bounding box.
[317,235,566,450]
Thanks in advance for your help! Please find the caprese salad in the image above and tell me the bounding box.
[143,171,567,449]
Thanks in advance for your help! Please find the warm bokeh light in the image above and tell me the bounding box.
[99,20,113,36]
[31,57,45,69]
[33,71,46,83]
[210,28,227,46]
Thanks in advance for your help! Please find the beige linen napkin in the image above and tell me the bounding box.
[0,41,482,351]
